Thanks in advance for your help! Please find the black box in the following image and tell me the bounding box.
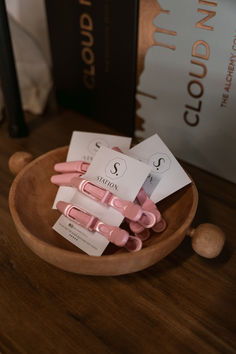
[45,0,139,136]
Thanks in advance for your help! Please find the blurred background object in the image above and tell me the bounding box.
[6,0,51,64]
[6,15,52,115]
[0,0,28,137]
[45,0,137,137]
[0,0,52,136]
[1,0,235,183]
[0,0,52,114]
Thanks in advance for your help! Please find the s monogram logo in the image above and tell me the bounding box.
[105,158,127,179]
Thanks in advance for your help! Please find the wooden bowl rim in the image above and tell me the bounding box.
[9,146,199,264]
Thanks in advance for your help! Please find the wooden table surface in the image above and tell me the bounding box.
[0,110,235,354]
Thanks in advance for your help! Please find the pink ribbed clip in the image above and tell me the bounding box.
[71,177,156,228]
[51,155,166,234]
[135,188,167,233]
[54,161,89,174]
[112,147,167,235]
[56,201,142,252]
[51,161,90,186]
[51,173,156,228]
[128,188,166,234]
[52,158,161,228]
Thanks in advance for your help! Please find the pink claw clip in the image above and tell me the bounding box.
[136,188,167,232]
[51,153,162,232]
[152,218,167,233]
[69,177,156,228]
[56,201,142,252]
[54,161,89,174]
[51,159,157,229]
[51,161,90,185]
[112,147,166,234]
[51,172,82,186]
[135,228,150,241]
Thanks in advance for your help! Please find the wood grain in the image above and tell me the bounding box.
[0,110,235,353]
[8,146,199,275]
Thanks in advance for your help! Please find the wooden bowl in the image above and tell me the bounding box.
[8,147,225,275]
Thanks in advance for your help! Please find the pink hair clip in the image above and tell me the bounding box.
[54,161,89,174]
[135,188,167,233]
[56,201,142,252]
[50,161,89,185]
[68,177,156,228]
[51,153,166,237]
[112,147,167,235]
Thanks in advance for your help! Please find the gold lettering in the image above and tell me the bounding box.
[81,47,94,65]
[199,0,218,6]
[79,5,95,90]
[221,93,229,107]
[79,0,91,6]
[83,74,95,89]
[183,0,219,127]
[80,13,93,31]
[81,30,94,47]
[185,101,202,112]
[196,9,216,31]
[188,80,204,98]
[192,40,210,60]
[190,60,207,79]
[184,111,199,126]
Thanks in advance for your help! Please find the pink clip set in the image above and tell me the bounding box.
[51,148,167,253]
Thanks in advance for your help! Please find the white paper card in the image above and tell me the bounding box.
[53,217,109,257]
[84,146,151,202]
[128,134,191,203]
[53,146,151,256]
[53,131,132,208]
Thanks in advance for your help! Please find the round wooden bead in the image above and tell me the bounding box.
[191,223,225,258]
[9,151,33,175]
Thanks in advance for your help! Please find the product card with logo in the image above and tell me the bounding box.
[53,146,151,256]
[53,131,132,209]
[128,134,191,203]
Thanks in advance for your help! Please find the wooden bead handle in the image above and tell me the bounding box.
[9,151,33,175]
[187,223,225,258]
